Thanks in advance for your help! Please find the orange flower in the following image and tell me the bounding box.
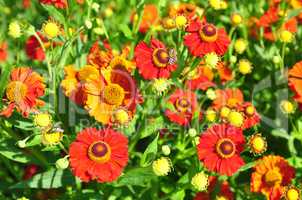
[84,67,139,125]
[251,155,295,200]
[185,65,215,91]
[217,62,234,83]
[0,67,45,117]
[0,42,8,62]
[212,88,244,110]
[131,4,159,33]
[168,3,197,19]
[61,65,100,106]
[288,61,302,105]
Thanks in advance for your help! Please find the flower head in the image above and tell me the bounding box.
[69,128,128,182]
[8,21,22,38]
[152,157,172,176]
[248,133,267,155]
[280,100,295,114]
[284,186,300,200]
[152,78,172,95]
[191,172,209,191]
[238,59,252,75]
[39,0,68,9]
[42,19,61,39]
[197,124,245,176]
[204,52,220,69]
[234,39,248,54]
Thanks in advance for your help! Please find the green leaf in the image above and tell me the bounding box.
[236,161,256,173]
[42,5,65,25]
[140,133,159,167]
[26,134,42,147]
[271,128,290,139]
[0,65,13,100]
[119,24,133,39]
[170,190,185,200]
[140,117,164,139]
[116,167,156,186]
[11,169,76,189]
[0,143,33,163]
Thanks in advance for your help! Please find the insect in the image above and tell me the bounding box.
[168,48,177,65]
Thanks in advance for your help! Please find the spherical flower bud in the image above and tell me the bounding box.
[234,39,248,54]
[279,30,294,43]
[162,145,171,156]
[238,59,252,75]
[204,52,220,69]
[227,111,244,127]
[206,88,216,100]
[248,133,267,155]
[280,100,295,114]
[8,21,22,38]
[230,55,237,63]
[220,106,231,118]
[188,128,197,137]
[206,109,216,122]
[85,20,93,29]
[152,78,172,96]
[273,55,281,64]
[17,139,27,148]
[152,157,172,176]
[175,15,187,28]
[191,172,209,191]
[42,20,60,39]
[34,113,52,128]
[92,3,100,12]
[231,13,243,26]
[245,105,255,116]
[55,157,69,170]
[285,186,300,200]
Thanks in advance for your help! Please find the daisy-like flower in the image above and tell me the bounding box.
[0,67,45,117]
[152,78,172,95]
[164,89,199,126]
[212,88,244,110]
[41,128,63,146]
[61,65,100,106]
[168,3,197,20]
[284,186,301,200]
[134,38,177,80]
[85,67,139,125]
[42,19,61,39]
[39,0,68,9]
[194,176,234,200]
[25,32,48,61]
[241,102,261,129]
[251,155,295,200]
[288,61,302,106]
[184,18,230,57]
[152,157,172,176]
[248,133,267,155]
[185,65,215,91]
[69,128,128,182]
[197,124,245,176]
[191,172,209,191]
[131,4,159,33]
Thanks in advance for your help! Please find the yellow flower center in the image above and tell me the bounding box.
[249,134,267,154]
[42,131,63,145]
[286,188,300,200]
[228,111,244,127]
[265,169,282,186]
[216,138,236,158]
[43,22,60,39]
[103,84,125,106]
[280,100,295,114]
[175,15,187,28]
[6,81,28,103]
[245,105,255,116]
[88,141,111,163]
[191,172,209,191]
[216,196,228,200]
[199,24,218,42]
[152,157,172,176]
[231,13,243,25]
[152,48,169,68]
[175,98,191,112]
[220,106,231,118]
[227,98,239,108]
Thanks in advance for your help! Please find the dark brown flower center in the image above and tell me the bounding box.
[216,138,236,158]
[152,48,169,68]
[199,24,218,42]
[175,98,191,112]
[88,141,111,163]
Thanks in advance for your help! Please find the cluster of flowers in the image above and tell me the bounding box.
[1,0,302,200]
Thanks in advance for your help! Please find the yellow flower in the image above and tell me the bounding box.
[227,111,244,127]
[41,129,63,146]
[234,39,248,54]
[280,100,295,114]
[209,0,227,10]
[220,106,231,118]
[245,105,255,116]
[206,88,217,100]
[231,13,243,26]
[152,78,172,95]
[111,108,130,125]
[248,133,267,155]
[152,157,172,176]
[279,30,294,43]
[285,186,300,200]
[204,52,220,69]
[238,59,252,75]
[34,113,52,128]
[191,172,209,191]
[42,20,61,39]
[104,7,113,18]
[175,15,187,28]
[206,109,216,122]
[8,21,22,38]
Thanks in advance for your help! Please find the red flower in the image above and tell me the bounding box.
[23,164,39,180]
[194,177,234,200]
[184,19,230,57]
[0,42,8,62]
[241,102,261,129]
[25,32,47,61]
[69,128,128,183]
[212,88,244,110]
[39,0,67,9]
[134,38,177,80]
[288,61,302,106]
[164,89,199,126]
[23,0,31,8]
[185,65,215,91]
[0,67,45,117]
[197,124,245,176]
